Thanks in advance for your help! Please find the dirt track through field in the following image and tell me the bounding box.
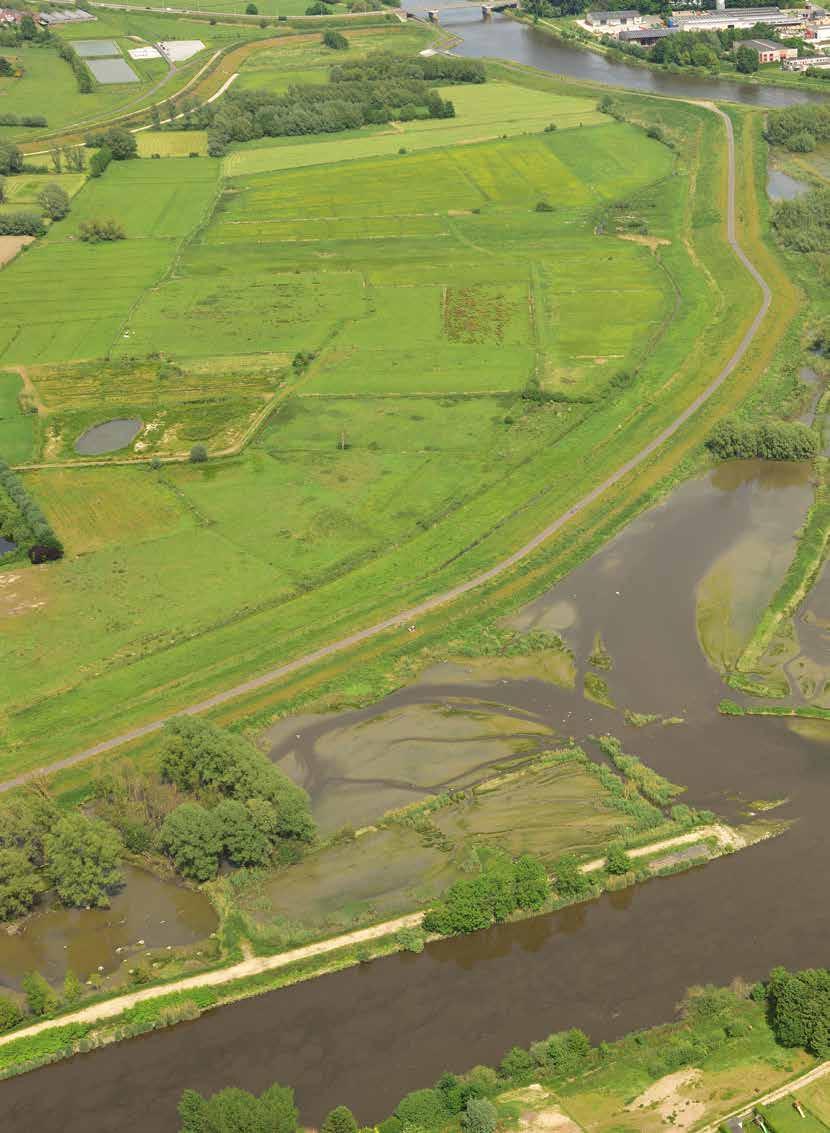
[0,104,772,795]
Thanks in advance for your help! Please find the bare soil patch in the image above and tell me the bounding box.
[0,235,34,268]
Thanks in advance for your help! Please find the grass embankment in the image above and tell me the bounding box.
[0,74,785,780]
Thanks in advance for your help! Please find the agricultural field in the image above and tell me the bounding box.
[136,129,209,157]
[0,62,757,774]
[0,369,33,464]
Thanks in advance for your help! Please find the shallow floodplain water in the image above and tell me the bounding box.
[3,461,830,1132]
[0,866,217,996]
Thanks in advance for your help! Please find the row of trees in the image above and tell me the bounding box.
[56,38,93,94]
[207,79,455,156]
[0,459,63,561]
[706,417,819,460]
[0,112,47,128]
[772,187,830,254]
[329,53,485,84]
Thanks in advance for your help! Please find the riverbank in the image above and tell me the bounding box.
[519,11,830,99]
[0,821,760,1081]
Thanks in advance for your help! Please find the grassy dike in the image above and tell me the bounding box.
[3,85,798,783]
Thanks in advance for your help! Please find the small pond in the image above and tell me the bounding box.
[0,536,15,557]
[75,418,142,456]
[767,168,809,202]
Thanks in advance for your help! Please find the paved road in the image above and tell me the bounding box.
[0,104,772,795]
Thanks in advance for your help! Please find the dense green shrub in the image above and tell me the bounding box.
[22,971,57,1017]
[78,218,125,243]
[0,846,45,920]
[765,104,830,151]
[158,802,224,882]
[89,145,112,178]
[422,852,550,935]
[462,1097,497,1133]
[767,966,830,1056]
[395,1087,449,1128]
[38,182,70,221]
[706,417,818,460]
[87,127,137,160]
[551,853,591,900]
[321,1105,358,1133]
[772,188,830,254]
[323,29,348,49]
[604,842,632,876]
[0,211,44,236]
[189,443,208,463]
[0,141,22,176]
[0,995,23,1033]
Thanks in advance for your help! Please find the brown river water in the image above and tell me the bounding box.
[2,457,829,1131]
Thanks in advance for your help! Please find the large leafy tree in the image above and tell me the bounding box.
[43,813,122,908]
[321,1106,358,1133]
[768,967,830,1057]
[159,802,223,882]
[0,846,45,920]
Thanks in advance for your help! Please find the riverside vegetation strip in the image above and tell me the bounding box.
[0,55,779,780]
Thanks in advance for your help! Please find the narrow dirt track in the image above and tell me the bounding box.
[0,104,771,795]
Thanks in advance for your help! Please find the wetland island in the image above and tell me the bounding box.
[0,0,828,1129]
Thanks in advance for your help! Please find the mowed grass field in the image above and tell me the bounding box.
[0,160,220,367]
[0,68,758,773]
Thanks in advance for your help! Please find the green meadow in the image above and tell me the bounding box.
[0,52,761,773]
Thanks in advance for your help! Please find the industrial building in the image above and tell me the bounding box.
[670,6,803,31]
[735,37,798,61]
[585,9,640,28]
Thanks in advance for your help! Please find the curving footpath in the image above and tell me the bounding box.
[0,104,772,795]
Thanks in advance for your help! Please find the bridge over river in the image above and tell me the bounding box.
[424,0,517,20]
